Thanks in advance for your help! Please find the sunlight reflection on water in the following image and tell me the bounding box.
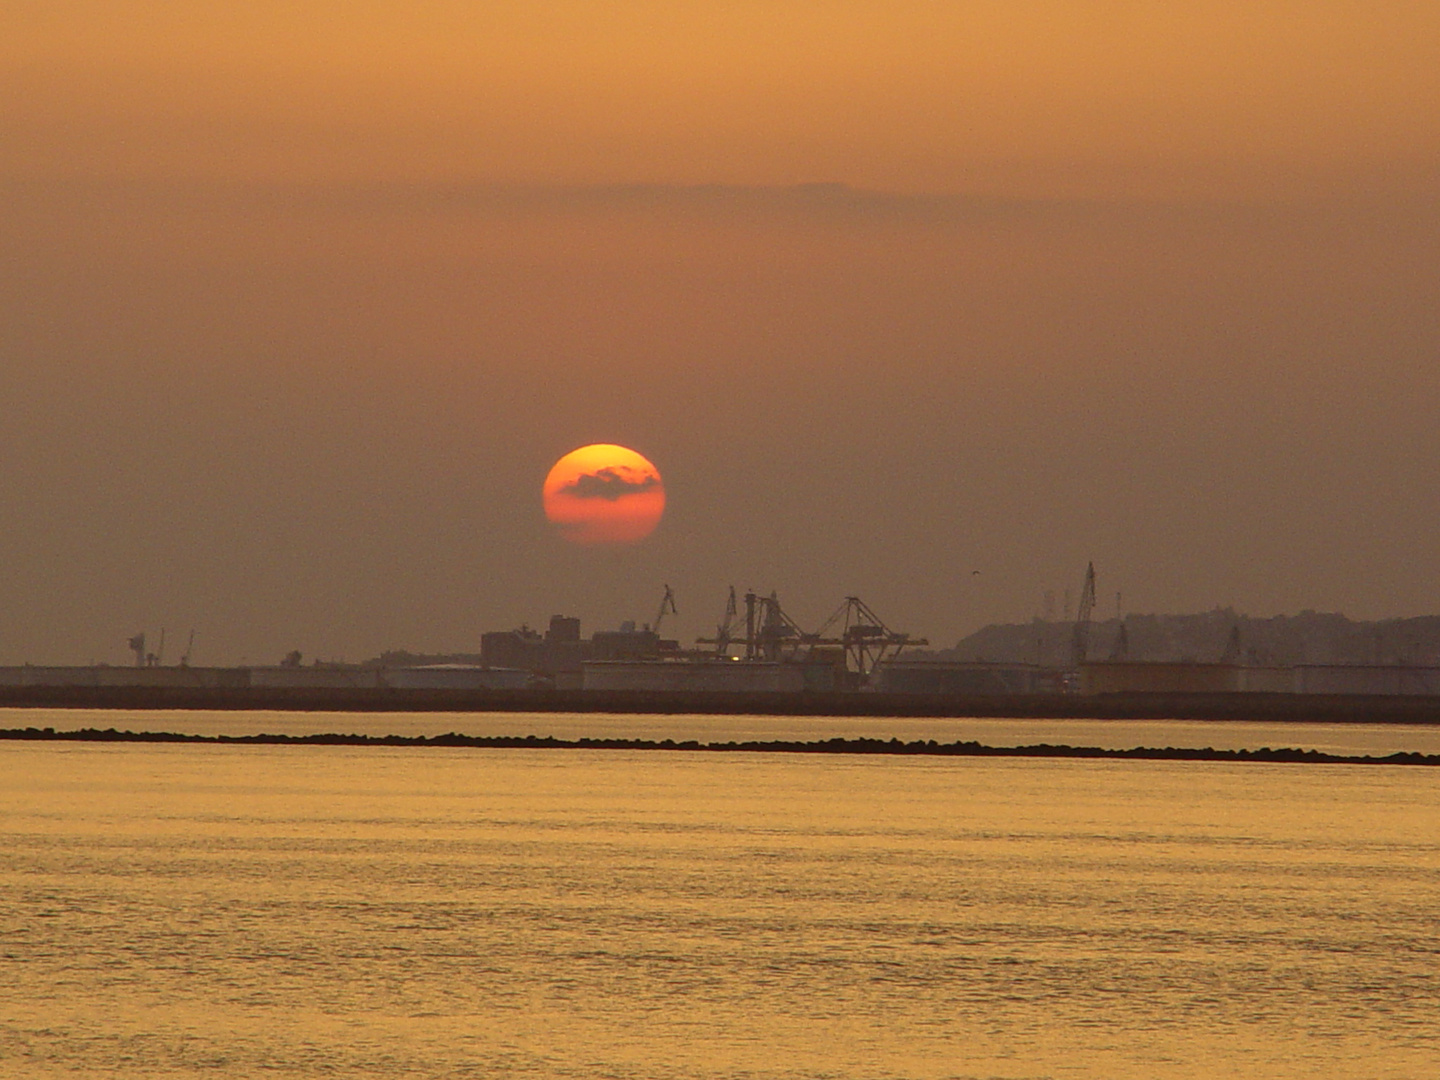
[1,739,1437,1078]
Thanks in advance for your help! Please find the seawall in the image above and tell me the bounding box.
[2,685,1440,724]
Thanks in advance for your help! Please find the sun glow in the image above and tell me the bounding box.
[542,444,665,546]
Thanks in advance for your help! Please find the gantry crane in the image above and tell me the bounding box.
[695,588,807,661]
[811,596,928,681]
[695,589,925,683]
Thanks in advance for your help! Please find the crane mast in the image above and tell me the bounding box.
[706,586,740,654]
[653,584,677,634]
[1070,562,1097,669]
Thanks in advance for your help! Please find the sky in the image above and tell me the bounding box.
[2,2,1438,665]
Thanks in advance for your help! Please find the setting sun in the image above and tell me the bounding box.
[542,444,665,546]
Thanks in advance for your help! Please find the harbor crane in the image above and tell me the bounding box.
[694,588,806,661]
[1070,562,1097,669]
[811,596,928,680]
[129,629,166,667]
[653,584,677,634]
[701,586,741,655]
[696,588,926,683]
[746,591,808,662]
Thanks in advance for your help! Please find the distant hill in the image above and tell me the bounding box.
[915,610,1440,668]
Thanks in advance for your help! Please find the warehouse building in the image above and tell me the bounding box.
[581,659,806,693]
[1080,662,1293,695]
[1292,664,1440,696]
[874,661,1060,695]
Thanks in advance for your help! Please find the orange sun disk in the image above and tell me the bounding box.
[542,444,665,546]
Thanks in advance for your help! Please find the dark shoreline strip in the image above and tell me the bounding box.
[5,686,1440,724]
[2,727,1436,766]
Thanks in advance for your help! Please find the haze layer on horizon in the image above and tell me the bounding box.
[2,3,1438,664]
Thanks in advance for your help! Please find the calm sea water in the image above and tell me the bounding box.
[2,717,1437,1078]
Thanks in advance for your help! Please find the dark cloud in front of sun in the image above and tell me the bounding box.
[560,466,660,501]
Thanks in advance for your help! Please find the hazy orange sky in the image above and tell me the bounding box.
[2,3,1438,662]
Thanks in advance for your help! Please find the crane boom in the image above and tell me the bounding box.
[654,584,677,633]
[1070,562,1096,668]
